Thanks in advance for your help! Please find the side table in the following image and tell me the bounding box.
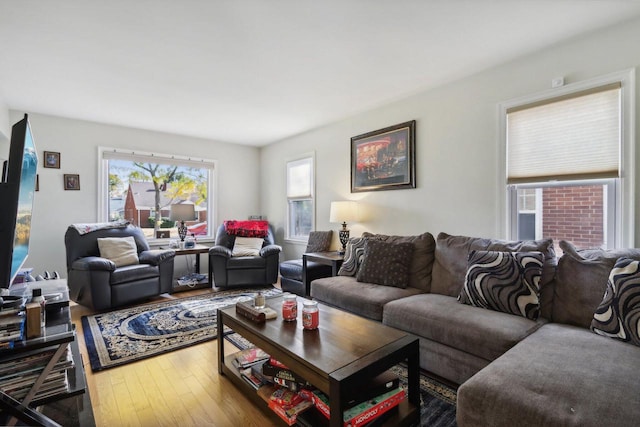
[302,251,344,297]
[171,244,211,292]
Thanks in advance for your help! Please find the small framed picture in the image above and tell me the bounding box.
[64,174,80,190]
[44,151,61,169]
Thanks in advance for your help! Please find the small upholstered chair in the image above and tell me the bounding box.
[208,222,282,288]
[279,231,333,296]
[64,223,176,311]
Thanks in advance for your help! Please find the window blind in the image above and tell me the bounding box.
[287,158,312,198]
[507,83,621,184]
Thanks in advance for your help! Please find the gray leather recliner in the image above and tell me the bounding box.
[208,223,281,288]
[64,224,175,310]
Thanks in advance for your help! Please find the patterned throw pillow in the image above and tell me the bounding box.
[337,237,368,276]
[591,257,640,347]
[305,231,333,253]
[356,240,414,288]
[458,250,544,320]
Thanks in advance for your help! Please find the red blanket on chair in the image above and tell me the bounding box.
[223,220,269,238]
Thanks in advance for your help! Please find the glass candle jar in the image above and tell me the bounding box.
[282,293,297,321]
[302,300,319,330]
[254,291,265,309]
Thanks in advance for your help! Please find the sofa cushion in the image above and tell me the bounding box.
[383,293,546,361]
[310,276,423,321]
[337,236,368,276]
[362,231,435,292]
[431,232,556,320]
[459,250,544,320]
[553,240,640,328]
[591,257,640,347]
[110,263,159,285]
[356,240,413,288]
[97,236,139,267]
[457,323,640,427]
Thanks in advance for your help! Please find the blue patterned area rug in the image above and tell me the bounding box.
[82,287,282,371]
[224,332,458,427]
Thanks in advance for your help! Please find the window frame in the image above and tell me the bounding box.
[97,146,217,242]
[498,69,635,248]
[285,154,315,243]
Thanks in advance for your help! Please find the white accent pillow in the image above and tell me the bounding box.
[97,236,140,267]
[232,237,264,257]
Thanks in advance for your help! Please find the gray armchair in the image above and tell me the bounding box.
[64,223,175,311]
[208,223,281,288]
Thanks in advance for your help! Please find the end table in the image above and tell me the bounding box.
[302,251,344,297]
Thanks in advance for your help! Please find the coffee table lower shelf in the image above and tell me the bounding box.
[220,354,419,426]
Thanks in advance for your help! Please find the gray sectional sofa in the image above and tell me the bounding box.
[310,232,640,427]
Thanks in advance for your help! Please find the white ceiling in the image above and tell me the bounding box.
[1,1,639,146]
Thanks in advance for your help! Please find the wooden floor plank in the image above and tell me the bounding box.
[72,288,278,426]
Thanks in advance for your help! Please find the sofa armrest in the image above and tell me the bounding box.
[260,245,282,258]
[139,249,175,266]
[71,256,116,272]
[209,245,232,259]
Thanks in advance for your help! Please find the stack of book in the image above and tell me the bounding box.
[0,309,25,349]
[0,347,74,402]
[232,346,404,426]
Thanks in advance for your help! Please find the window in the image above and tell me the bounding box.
[500,70,635,250]
[286,156,314,241]
[98,148,216,240]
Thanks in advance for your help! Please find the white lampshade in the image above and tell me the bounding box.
[169,203,196,221]
[329,201,358,224]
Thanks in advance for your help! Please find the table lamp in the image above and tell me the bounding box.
[169,203,196,242]
[329,201,358,254]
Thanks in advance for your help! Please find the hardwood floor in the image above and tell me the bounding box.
[71,289,279,427]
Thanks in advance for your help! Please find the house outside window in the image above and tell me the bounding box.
[500,69,635,251]
[286,155,314,241]
[98,148,216,240]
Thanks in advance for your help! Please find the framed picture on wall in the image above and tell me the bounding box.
[64,174,80,190]
[44,151,61,169]
[351,120,416,192]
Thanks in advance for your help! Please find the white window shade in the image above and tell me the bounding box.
[287,158,312,198]
[507,84,621,184]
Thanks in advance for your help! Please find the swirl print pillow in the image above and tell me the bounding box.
[337,237,368,277]
[458,250,544,320]
[591,257,640,347]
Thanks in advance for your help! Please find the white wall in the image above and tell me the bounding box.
[0,97,9,143]
[9,111,261,278]
[261,16,640,261]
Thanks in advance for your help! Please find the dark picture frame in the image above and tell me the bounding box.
[351,120,416,192]
[43,151,60,169]
[64,174,80,190]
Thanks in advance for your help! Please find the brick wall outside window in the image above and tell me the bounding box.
[542,185,604,250]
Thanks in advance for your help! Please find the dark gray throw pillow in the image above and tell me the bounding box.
[458,250,544,320]
[338,236,368,277]
[305,230,333,253]
[591,257,640,347]
[356,240,414,288]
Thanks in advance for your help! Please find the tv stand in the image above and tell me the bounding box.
[0,281,92,426]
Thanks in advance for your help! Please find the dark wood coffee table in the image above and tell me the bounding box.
[217,296,420,426]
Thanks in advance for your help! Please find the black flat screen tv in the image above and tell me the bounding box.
[0,114,38,289]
